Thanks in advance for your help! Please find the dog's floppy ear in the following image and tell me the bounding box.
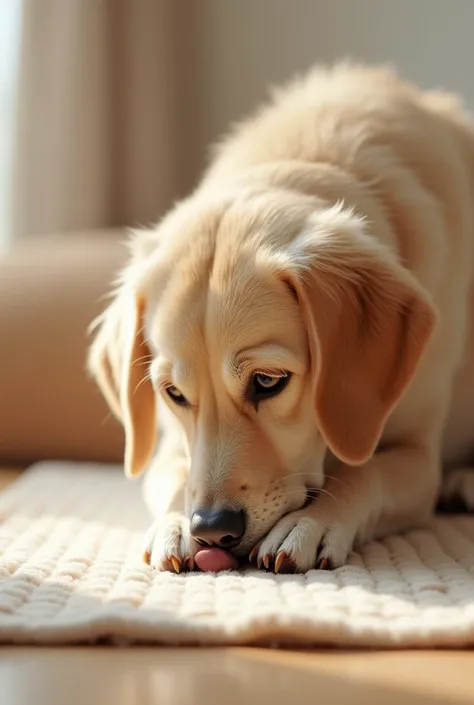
[277,206,437,465]
[88,293,156,478]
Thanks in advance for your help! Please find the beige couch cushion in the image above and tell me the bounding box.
[0,230,128,463]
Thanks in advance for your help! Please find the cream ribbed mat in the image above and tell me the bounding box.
[1,462,474,648]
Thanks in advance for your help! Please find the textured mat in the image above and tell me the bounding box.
[1,462,474,648]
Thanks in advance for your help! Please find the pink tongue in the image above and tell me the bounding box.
[194,547,239,572]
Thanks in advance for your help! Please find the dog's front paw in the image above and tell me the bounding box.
[249,508,354,573]
[143,512,199,573]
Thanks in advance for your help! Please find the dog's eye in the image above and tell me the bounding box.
[255,373,281,389]
[165,385,188,407]
[249,372,291,405]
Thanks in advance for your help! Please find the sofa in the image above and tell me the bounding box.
[0,230,127,465]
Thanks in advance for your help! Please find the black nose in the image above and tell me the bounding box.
[190,508,246,548]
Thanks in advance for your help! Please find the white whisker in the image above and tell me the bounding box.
[280,486,340,509]
[134,371,152,393]
[133,354,153,365]
[324,473,350,490]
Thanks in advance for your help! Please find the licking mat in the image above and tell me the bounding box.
[1,462,474,648]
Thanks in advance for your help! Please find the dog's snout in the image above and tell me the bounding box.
[190,508,246,548]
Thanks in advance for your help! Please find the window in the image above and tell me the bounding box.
[0,2,22,253]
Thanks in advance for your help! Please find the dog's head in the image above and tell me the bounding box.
[88,187,436,554]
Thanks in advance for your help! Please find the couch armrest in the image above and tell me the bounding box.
[0,230,128,464]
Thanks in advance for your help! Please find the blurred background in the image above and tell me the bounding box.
[1,0,474,466]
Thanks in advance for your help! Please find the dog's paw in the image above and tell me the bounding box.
[248,509,354,573]
[143,512,199,573]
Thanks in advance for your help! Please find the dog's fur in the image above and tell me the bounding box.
[89,64,474,572]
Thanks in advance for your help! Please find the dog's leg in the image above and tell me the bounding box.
[250,441,442,573]
[141,409,198,573]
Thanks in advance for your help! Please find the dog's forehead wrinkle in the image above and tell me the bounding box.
[206,254,301,347]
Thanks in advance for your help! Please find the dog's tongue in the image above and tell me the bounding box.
[194,547,239,572]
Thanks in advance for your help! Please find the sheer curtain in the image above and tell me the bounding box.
[0,1,22,252]
[2,0,201,249]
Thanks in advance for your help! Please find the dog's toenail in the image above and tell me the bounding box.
[170,555,181,573]
[274,551,286,573]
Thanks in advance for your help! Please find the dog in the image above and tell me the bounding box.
[88,63,474,573]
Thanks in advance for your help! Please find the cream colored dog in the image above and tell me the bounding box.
[88,64,474,573]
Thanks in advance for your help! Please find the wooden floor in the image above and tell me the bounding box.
[1,466,473,705]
